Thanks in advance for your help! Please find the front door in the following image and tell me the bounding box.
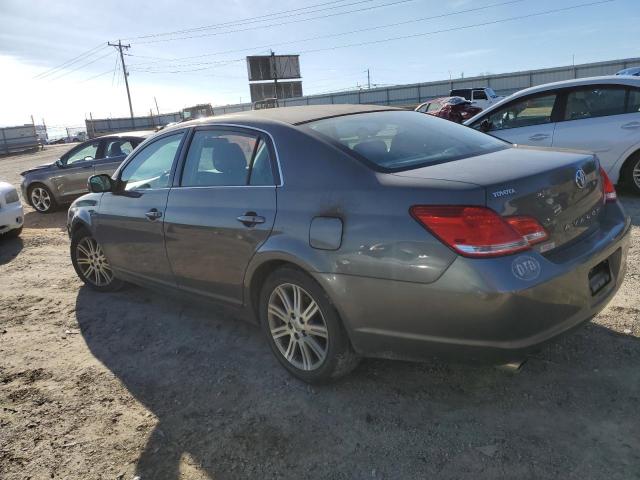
[55,140,101,198]
[163,127,278,305]
[95,131,187,287]
[477,92,560,148]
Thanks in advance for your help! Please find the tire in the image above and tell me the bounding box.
[3,226,23,239]
[28,184,57,213]
[623,152,640,194]
[259,267,359,383]
[70,229,124,292]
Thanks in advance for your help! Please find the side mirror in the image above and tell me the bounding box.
[480,119,492,133]
[55,159,64,168]
[88,174,114,193]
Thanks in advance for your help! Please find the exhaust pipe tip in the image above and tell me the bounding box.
[496,359,527,374]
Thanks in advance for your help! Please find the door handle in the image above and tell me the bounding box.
[237,212,265,227]
[145,208,162,221]
[621,121,640,130]
[529,133,550,141]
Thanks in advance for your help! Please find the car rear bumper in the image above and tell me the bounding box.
[0,202,24,234]
[313,204,631,364]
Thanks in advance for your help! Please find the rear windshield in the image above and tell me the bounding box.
[306,110,508,172]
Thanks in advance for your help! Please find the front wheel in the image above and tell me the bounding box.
[71,230,123,292]
[28,184,57,213]
[259,267,359,383]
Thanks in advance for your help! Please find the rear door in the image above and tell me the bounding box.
[96,131,187,286]
[93,137,141,177]
[473,92,560,147]
[163,126,278,305]
[551,85,639,178]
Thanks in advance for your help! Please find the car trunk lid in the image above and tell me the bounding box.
[392,146,604,251]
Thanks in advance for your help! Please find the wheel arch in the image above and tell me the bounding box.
[618,148,640,186]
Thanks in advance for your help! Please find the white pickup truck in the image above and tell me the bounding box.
[449,87,503,110]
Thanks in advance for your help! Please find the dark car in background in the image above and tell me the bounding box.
[67,105,630,383]
[21,131,152,213]
[415,96,483,123]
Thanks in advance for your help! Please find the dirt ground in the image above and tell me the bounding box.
[1,145,639,480]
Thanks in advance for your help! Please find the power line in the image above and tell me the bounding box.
[128,0,526,68]
[33,43,108,79]
[47,51,114,81]
[125,0,371,40]
[126,0,613,79]
[134,0,417,44]
[80,68,114,83]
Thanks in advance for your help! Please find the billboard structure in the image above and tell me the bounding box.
[246,53,302,103]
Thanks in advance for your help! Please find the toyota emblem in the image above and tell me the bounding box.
[575,169,587,189]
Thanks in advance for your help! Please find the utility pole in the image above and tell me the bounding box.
[271,50,278,99]
[367,69,371,89]
[154,96,160,115]
[108,40,134,120]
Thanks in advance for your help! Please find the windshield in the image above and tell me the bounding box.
[306,110,508,172]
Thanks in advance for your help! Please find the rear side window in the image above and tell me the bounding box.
[307,110,507,172]
[482,94,557,131]
[426,102,441,112]
[181,130,275,187]
[104,139,134,158]
[626,88,640,113]
[564,87,627,120]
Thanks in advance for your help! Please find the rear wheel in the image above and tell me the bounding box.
[28,184,57,213]
[259,267,359,383]
[71,230,123,292]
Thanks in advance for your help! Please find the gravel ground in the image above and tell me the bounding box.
[1,146,639,480]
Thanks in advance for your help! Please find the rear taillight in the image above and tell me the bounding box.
[410,206,547,258]
[600,167,616,203]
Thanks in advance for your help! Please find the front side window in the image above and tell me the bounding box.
[104,139,134,158]
[65,141,99,165]
[426,102,441,112]
[119,132,184,191]
[482,94,557,131]
[181,130,258,187]
[564,87,626,120]
[307,110,507,172]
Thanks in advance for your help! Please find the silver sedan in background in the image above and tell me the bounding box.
[67,105,630,383]
[20,131,151,213]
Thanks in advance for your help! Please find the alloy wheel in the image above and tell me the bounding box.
[633,159,640,190]
[75,237,114,287]
[267,283,329,371]
[31,187,52,212]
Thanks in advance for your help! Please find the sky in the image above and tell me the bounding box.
[0,0,638,128]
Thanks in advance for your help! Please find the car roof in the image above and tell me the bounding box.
[503,75,640,98]
[172,104,400,128]
[99,130,154,139]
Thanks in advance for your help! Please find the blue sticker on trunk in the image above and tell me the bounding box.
[511,255,541,281]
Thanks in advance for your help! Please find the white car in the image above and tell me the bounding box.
[0,181,24,238]
[465,76,640,193]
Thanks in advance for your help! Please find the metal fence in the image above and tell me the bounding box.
[0,125,39,155]
[211,56,640,115]
[86,112,182,138]
[84,56,640,133]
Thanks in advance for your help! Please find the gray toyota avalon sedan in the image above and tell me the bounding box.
[21,131,151,213]
[66,105,630,383]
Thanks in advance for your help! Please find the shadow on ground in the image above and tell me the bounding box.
[75,285,640,480]
[23,209,68,231]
